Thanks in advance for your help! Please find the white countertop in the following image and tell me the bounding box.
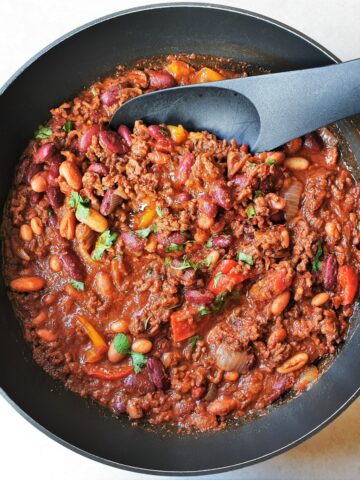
[1,1,359,479]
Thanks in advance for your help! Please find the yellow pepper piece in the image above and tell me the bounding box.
[167,125,189,145]
[77,314,108,363]
[192,67,225,84]
[166,60,194,82]
[134,205,157,229]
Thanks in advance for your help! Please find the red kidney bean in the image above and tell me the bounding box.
[124,372,155,394]
[79,125,100,152]
[148,125,169,140]
[33,143,57,164]
[176,153,195,184]
[100,188,122,216]
[100,85,119,106]
[87,163,109,176]
[60,247,86,281]
[99,130,129,154]
[117,125,132,146]
[48,212,58,228]
[30,192,43,205]
[26,163,43,184]
[47,155,63,186]
[232,174,249,188]
[304,133,323,153]
[322,254,338,291]
[121,232,145,252]
[185,289,215,305]
[212,235,233,248]
[175,192,191,203]
[154,138,173,153]
[47,186,65,209]
[198,195,217,218]
[270,211,285,224]
[157,232,187,246]
[210,181,232,210]
[147,357,170,390]
[148,70,177,89]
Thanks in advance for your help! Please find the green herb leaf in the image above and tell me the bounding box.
[312,244,323,272]
[135,227,152,239]
[35,125,52,139]
[113,333,131,355]
[165,244,185,253]
[71,280,85,291]
[188,335,201,349]
[131,352,147,373]
[213,292,228,310]
[206,237,213,248]
[156,206,164,218]
[164,258,172,266]
[63,120,73,133]
[238,251,254,266]
[92,230,118,260]
[198,306,211,316]
[247,205,256,219]
[266,157,276,165]
[69,191,90,221]
[213,271,223,287]
[170,256,199,271]
[247,161,257,168]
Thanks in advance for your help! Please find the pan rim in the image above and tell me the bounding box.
[1,2,358,476]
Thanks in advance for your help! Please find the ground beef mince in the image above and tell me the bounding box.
[2,55,359,432]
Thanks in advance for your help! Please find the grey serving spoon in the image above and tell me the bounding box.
[110,59,360,152]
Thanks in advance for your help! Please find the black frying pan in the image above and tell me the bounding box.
[1,3,359,476]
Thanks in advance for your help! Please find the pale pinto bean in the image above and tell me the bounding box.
[30,172,48,192]
[76,208,108,233]
[110,320,129,333]
[10,276,46,292]
[49,254,62,272]
[311,292,330,307]
[207,397,238,416]
[271,291,291,316]
[277,352,309,374]
[280,229,290,248]
[268,328,287,348]
[267,151,285,164]
[64,283,83,300]
[59,160,82,190]
[32,309,48,326]
[284,157,309,171]
[94,271,114,298]
[224,371,240,382]
[132,339,153,354]
[325,221,340,242]
[37,329,57,342]
[20,224,33,241]
[59,210,76,240]
[107,339,125,363]
[30,216,43,235]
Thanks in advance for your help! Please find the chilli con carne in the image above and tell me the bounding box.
[2,55,360,432]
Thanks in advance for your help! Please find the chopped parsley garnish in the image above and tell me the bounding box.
[71,280,85,291]
[165,244,185,253]
[238,251,254,266]
[247,205,256,219]
[35,125,52,139]
[92,230,118,260]
[188,335,201,349]
[266,157,276,165]
[114,333,147,373]
[206,237,213,248]
[198,306,211,316]
[312,244,323,272]
[69,191,90,221]
[247,161,257,168]
[63,120,73,133]
[135,224,157,238]
[213,271,223,287]
[156,206,164,218]
[164,258,172,266]
[202,256,213,267]
[169,256,199,270]
[213,292,228,310]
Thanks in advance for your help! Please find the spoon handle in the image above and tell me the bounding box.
[221,58,360,151]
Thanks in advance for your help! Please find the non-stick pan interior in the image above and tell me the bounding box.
[1,4,360,475]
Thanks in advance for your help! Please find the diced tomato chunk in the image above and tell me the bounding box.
[250,265,294,302]
[207,259,248,295]
[338,265,358,305]
[171,307,200,342]
[83,364,133,380]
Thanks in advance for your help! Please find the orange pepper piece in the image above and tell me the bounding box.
[192,67,225,84]
[166,60,194,82]
[167,125,188,145]
[77,314,108,363]
[134,205,157,229]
